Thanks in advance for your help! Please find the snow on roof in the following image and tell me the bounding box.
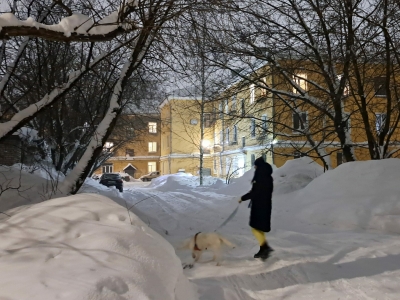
[123,163,137,170]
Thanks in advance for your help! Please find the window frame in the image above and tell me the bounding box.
[375,112,387,133]
[293,73,307,94]
[293,112,308,131]
[250,84,255,104]
[250,118,256,137]
[374,77,387,97]
[148,122,157,133]
[102,164,113,174]
[233,125,238,143]
[148,162,157,172]
[148,142,157,153]
[125,149,134,156]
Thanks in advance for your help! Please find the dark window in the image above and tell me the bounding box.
[262,153,266,162]
[231,95,237,112]
[251,154,256,166]
[225,128,230,144]
[241,99,245,117]
[126,149,134,156]
[242,136,246,148]
[374,77,387,97]
[233,125,238,143]
[204,113,212,128]
[261,115,268,131]
[250,118,256,137]
[293,112,307,130]
[219,102,223,119]
[337,152,343,166]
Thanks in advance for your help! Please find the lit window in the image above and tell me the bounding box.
[293,73,307,94]
[105,141,114,149]
[102,164,113,173]
[148,142,157,152]
[250,84,255,104]
[337,74,350,96]
[149,122,157,133]
[148,162,156,172]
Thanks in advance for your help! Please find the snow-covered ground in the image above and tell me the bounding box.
[118,157,400,299]
[1,157,400,299]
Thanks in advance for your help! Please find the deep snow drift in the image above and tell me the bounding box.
[221,157,323,196]
[0,193,197,300]
[295,159,400,234]
[2,157,400,300]
[146,173,226,191]
[123,158,400,299]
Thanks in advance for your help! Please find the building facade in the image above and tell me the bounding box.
[95,115,161,179]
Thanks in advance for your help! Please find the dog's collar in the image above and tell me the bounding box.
[194,232,201,251]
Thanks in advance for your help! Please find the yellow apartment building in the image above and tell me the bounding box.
[215,61,400,170]
[97,60,400,180]
[211,75,274,179]
[159,93,214,175]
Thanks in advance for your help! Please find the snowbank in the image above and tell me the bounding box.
[294,159,400,234]
[0,165,58,214]
[273,157,324,194]
[147,174,226,191]
[0,193,197,300]
[220,157,323,196]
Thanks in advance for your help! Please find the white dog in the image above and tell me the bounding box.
[179,232,235,267]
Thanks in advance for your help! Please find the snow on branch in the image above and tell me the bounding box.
[0,1,139,42]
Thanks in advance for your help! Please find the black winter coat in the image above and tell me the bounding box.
[241,162,273,232]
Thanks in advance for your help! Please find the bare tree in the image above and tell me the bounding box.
[201,0,400,165]
[1,0,209,195]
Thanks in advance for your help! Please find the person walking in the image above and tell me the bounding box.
[239,156,274,259]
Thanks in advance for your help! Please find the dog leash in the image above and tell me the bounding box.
[214,203,240,231]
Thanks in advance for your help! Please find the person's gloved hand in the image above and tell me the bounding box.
[238,198,242,203]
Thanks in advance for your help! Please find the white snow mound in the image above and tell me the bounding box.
[220,157,323,196]
[273,157,324,194]
[296,159,400,234]
[147,174,226,191]
[0,193,197,300]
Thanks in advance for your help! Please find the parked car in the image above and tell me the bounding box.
[99,173,123,192]
[140,171,160,182]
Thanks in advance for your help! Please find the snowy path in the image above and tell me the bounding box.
[123,185,400,300]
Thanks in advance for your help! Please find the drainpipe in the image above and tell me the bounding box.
[271,73,275,166]
[169,101,172,174]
